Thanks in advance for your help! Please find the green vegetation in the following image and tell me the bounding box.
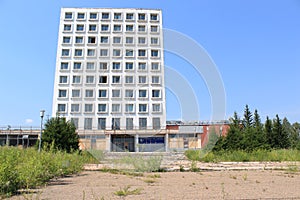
[115,155,162,172]
[42,116,79,153]
[114,186,142,196]
[0,146,87,197]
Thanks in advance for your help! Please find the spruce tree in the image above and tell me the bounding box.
[281,118,291,149]
[264,116,273,148]
[243,105,253,129]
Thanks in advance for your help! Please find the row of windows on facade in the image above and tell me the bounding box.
[59,61,161,71]
[57,103,162,113]
[62,35,159,45]
[58,88,162,99]
[63,23,160,33]
[70,117,161,131]
[61,48,160,58]
[65,12,159,22]
[59,74,161,85]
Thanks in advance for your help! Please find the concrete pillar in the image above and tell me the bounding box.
[165,133,169,152]
[106,134,111,152]
[135,134,139,152]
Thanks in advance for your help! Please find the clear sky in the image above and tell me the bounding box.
[0,0,299,127]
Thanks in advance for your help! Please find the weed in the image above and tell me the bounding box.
[285,164,299,173]
[242,174,248,181]
[229,174,237,179]
[191,161,199,172]
[143,179,156,184]
[147,174,161,178]
[114,186,142,196]
[179,165,185,172]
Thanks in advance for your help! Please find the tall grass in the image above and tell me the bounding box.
[0,147,87,197]
[185,149,300,162]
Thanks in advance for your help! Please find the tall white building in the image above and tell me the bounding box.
[52,8,166,152]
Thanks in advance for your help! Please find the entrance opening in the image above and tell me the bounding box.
[111,134,135,152]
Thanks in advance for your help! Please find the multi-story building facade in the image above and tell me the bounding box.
[52,8,166,152]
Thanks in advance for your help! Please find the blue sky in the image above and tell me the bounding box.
[0,0,299,127]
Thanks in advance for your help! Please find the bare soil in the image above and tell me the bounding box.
[9,170,300,200]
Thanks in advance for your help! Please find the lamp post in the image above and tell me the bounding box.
[38,110,45,152]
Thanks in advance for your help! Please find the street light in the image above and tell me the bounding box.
[38,110,45,152]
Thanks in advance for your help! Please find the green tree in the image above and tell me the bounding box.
[265,116,274,148]
[42,116,79,152]
[291,122,300,149]
[281,118,292,148]
[204,126,220,153]
[243,105,253,129]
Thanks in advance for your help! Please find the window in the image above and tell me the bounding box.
[77,13,85,19]
[125,76,133,84]
[151,50,159,57]
[112,89,121,98]
[72,75,81,84]
[125,49,134,57]
[87,49,95,57]
[85,89,94,97]
[99,76,108,84]
[152,104,161,112]
[152,90,160,98]
[98,104,107,112]
[152,76,160,84]
[84,118,92,130]
[126,13,134,20]
[99,89,107,98]
[76,24,84,31]
[151,25,158,33]
[99,62,108,70]
[151,37,158,45]
[125,104,134,113]
[102,13,109,20]
[113,24,121,32]
[101,24,109,31]
[90,13,97,20]
[86,76,94,84]
[112,76,120,84]
[138,63,146,70]
[112,49,121,57]
[125,37,134,44]
[74,49,83,57]
[151,63,160,70]
[138,76,146,84]
[139,118,147,130]
[64,24,71,31]
[153,118,161,130]
[58,89,67,98]
[98,118,106,130]
[71,118,79,129]
[139,104,147,112]
[86,62,95,70]
[88,36,96,44]
[112,62,121,70]
[72,89,80,98]
[112,118,120,130]
[71,104,80,112]
[138,49,146,57]
[113,37,121,44]
[59,76,68,83]
[125,62,133,70]
[139,90,147,98]
[100,49,108,57]
[65,12,72,19]
[138,37,146,44]
[63,36,71,44]
[58,104,66,112]
[61,49,70,56]
[138,13,146,20]
[126,25,133,32]
[112,104,120,113]
[138,25,146,32]
[75,36,83,44]
[150,14,158,21]
[60,62,69,70]
[114,13,122,20]
[89,24,97,31]
[84,104,93,112]
[100,36,108,44]
[126,118,134,130]
[73,62,81,70]
[125,89,134,98]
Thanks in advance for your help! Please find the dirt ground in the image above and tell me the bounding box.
[9,170,300,200]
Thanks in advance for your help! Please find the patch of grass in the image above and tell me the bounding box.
[242,173,248,181]
[114,186,142,196]
[115,155,163,172]
[285,164,299,173]
[147,174,161,179]
[99,168,144,177]
[143,179,156,184]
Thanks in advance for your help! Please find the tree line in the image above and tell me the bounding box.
[213,105,300,152]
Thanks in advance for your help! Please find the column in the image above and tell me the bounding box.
[165,133,169,152]
[106,134,111,152]
[135,134,139,152]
